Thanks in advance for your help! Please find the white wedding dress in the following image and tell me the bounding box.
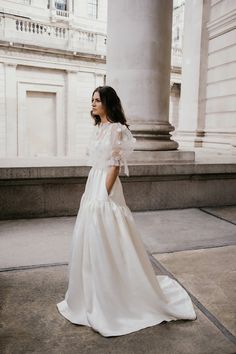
[57,121,196,337]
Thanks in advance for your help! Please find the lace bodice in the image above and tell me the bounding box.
[86,122,136,176]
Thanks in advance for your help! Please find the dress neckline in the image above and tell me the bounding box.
[99,121,112,127]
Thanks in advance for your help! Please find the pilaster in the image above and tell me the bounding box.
[5,63,17,156]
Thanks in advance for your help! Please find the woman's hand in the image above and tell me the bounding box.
[106,165,120,195]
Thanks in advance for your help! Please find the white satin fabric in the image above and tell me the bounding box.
[57,122,196,337]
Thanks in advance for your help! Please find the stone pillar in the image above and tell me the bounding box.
[176,0,209,148]
[68,0,72,12]
[5,63,17,156]
[106,0,179,152]
[50,0,56,20]
[68,0,74,19]
[50,0,55,10]
[66,69,78,156]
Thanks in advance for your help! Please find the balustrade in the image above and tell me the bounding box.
[15,19,67,39]
[56,9,69,18]
[171,47,182,67]
[0,14,106,55]
[0,14,182,64]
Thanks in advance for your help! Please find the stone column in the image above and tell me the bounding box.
[106,0,179,153]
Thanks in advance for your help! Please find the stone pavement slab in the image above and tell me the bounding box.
[0,217,74,269]
[201,206,236,224]
[154,246,236,337]
[1,208,236,269]
[1,266,235,354]
[133,208,236,253]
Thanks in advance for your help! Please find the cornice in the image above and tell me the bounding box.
[0,43,106,74]
[0,40,106,64]
[207,8,236,39]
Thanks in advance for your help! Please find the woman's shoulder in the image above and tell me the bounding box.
[110,121,128,132]
[110,122,136,143]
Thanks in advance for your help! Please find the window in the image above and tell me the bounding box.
[47,0,70,13]
[88,0,98,19]
[173,27,180,42]
[176,27,179,41]
[55,0,67,11]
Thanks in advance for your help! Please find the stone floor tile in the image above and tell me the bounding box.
[0,266,235,354]
[134,208,236,253]
[0,216,74,268]
[154,246,236,337]
[1,208,236,270]
[201,206,236,224]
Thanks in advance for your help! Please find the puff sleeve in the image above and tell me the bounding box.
[108,123,136,176]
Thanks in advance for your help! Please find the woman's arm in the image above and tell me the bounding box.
[106,165,120,195]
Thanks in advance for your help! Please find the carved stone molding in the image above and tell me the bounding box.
[207,8,236,39]
[4,62,17,68]
[130,122,179,151]
[0,45,105,73]
[0,41,106,66]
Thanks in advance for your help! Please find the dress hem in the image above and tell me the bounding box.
[56,300,197,338]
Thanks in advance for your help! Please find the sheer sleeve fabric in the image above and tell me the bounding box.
[85,122,136,176]
[108,123,136,176]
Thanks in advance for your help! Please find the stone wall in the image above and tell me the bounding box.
[0,49,105,158]
[177,0,236,151]
[204,0,236,149]
[1,163,236,219]
[0,0,106,159]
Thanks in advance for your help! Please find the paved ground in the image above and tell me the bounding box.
[0,206,236,354]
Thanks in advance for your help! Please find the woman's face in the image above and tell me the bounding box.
[91,91,106,117]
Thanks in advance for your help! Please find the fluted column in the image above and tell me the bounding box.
[107,0,178,151]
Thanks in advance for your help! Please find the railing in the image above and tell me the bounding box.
[171,47,182,68]
[0,14,106,55]
[0,14,182,64]
[56,9,69,18]
[15,19,67,39]
[15,19,67,38]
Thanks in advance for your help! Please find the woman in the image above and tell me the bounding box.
[57,86,196,337]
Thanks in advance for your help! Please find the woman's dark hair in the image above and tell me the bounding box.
[90,86,130,129]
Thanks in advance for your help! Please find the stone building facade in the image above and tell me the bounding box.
[0,0,235,161]
[177,0,236,151]
[0,0,187,162]
[0,0,107,159]
[169,0,185,132]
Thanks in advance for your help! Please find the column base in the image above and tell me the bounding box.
[130,122,179,150]
[130,150,195,164]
